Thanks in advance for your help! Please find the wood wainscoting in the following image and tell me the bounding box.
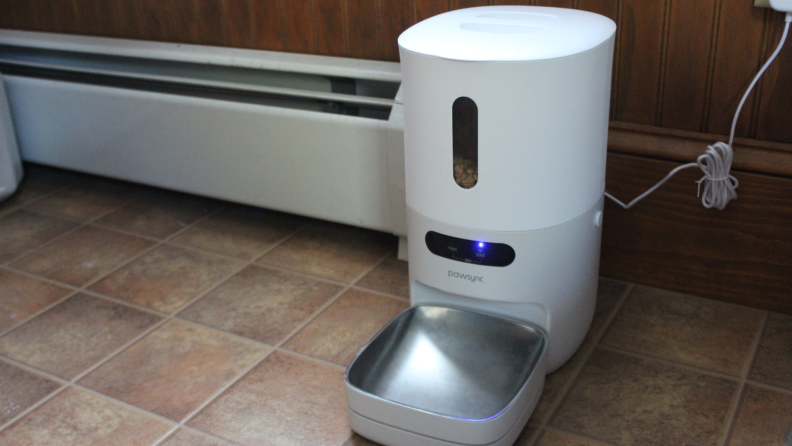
[603,125,792,314]
[1,1,790,311]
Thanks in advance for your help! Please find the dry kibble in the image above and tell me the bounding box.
[453,157,478,189]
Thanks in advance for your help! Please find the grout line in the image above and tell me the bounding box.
[180,425,244,446]
[537,343,597,427]
[276,347,347,371]
[492,282,638,444]
[535,283,635,431]
[591,282,635,345]
[0,356,72,433]
[0,382,70,433]
[0,269,80,339]
[79,290,173,318]
[0,199,232,436]
[0,187,60,219]
[72,384,181,427]
[169,225,314,319]
[0,266,80,292]
[741,311,769,380]
[247,261,351,288]
[178,249,394,431]
[0,192,139,268]
[85,222,166,243]
[167,317,275,350]
[250,221,313,263]
[350,285,410,302]
[595,344,742,382]
[541,426,619,446]
[718,310,769,446]
[0,218,87,268]
[151,424,242,446]
[0,355,71,386]
[719,384,746,446]
[744,380,792,396]
[149,426,181,446]
[176,349,277,428]
[1,171,410,442]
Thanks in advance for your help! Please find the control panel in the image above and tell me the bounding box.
[425,231,516,267]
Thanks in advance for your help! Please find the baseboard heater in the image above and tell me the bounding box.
[0,30,408,245]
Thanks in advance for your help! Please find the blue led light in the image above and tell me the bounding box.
[478,242,484,248]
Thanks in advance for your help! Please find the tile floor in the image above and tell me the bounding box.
[0,164,790,446]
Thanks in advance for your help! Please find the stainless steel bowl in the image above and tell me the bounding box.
[346,305,547,446]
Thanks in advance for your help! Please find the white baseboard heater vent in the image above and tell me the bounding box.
[0,30,408,238]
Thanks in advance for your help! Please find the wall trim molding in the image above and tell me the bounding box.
[608,121,792,178]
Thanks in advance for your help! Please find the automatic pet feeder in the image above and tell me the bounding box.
[345,6,616,446]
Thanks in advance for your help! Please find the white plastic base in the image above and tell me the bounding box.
[407,199,603,372]
[0,74,22,202]
[349,384,542,446]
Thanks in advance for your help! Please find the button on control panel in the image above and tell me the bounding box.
[425,231,516,267]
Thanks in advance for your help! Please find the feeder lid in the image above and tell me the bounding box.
[398,6,616,62]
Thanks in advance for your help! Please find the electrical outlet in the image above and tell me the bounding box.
[755,0,792,11]
[769,0,792,11]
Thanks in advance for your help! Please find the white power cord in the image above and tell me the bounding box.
[606,11,792,210]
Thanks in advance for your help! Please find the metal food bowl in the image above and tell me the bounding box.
[345,305,547,446]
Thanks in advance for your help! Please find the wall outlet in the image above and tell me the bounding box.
[769,0,792,11]
[755,0,792,11]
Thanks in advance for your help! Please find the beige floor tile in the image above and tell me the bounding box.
[0,269,72,333]
[535,429,613,446]
[0,360,61,425]
[0,165,73,217]
[343,433,382,445]
[600,286,764,375]
[749,312,792,391]
[188,351,349,446]
[552,349,737,446]
[90,244,244,314]
[81,320,269,421]
[728,384,792,446]
[356,255,409,299]
[257,222,395,283]
[96,190,221,239]
[530,343,593,423]
[26,176,135,222]
[180,265,342,344]
[583,278,630,343]
[0,210,79,264]
[0,387,173,446]
[161,429,230,446]
[12,226,155,287]
[513,422,542,446]
[172,205,308,260]
[0,294,161,379]
[284,289,409,366]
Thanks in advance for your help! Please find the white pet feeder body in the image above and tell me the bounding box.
[345,7,616,446]
[402,6,616,372]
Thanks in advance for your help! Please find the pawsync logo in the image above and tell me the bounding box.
[448,271,484,283]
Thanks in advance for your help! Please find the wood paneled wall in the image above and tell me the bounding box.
[603,153,792,314]
[1,0,791,145]
[2,1,791,311]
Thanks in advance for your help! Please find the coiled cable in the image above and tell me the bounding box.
[606,12,790,210]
